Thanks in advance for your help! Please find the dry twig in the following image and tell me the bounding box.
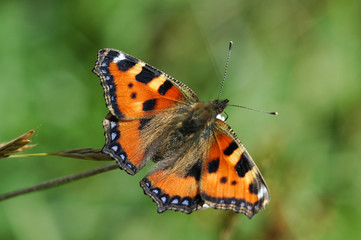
[0,130,36,159]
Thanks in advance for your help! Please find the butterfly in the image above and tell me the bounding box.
[93,49,270,218]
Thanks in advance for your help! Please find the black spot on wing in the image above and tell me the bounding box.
[105,50,119,58]
[220,177,227,183]
[185,160,201,181]
[249,180,259,194]
[131,92,137,99]
[235,152,252,177]
[143,99,157,111]
[136,65,160,84]
[158,80,173,95]
[208,158,220,173]
[117,55,138,71]
[224,141,238,156]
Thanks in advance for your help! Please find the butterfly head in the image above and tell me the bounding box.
[212,99,229,115]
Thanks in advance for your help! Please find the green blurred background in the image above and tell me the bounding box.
[1,0,360,239]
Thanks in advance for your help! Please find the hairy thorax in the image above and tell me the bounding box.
[140,101,227,176]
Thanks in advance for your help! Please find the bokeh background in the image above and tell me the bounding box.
[1,0,360,239]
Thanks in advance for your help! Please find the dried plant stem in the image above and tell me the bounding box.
[8,148,113,161]
[8,153,49,158]
[0,129,36,159]
[0,163,119,201]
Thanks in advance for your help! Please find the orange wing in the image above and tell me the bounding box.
[200,120,270,218]
[94,49,199,174]
[93,49,198,119]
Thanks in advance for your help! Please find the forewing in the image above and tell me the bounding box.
[93,49,198,119]
[200,120,270,218]
[95,49,200,174]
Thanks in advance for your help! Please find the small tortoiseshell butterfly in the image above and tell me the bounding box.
[93,49,270,218]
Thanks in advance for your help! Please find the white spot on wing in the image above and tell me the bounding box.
[258,184,268,199]
[201,203,210,209]
[113,53,126,63]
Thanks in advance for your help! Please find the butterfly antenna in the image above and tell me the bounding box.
[228,104,278,115]
[218,41,233,100]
